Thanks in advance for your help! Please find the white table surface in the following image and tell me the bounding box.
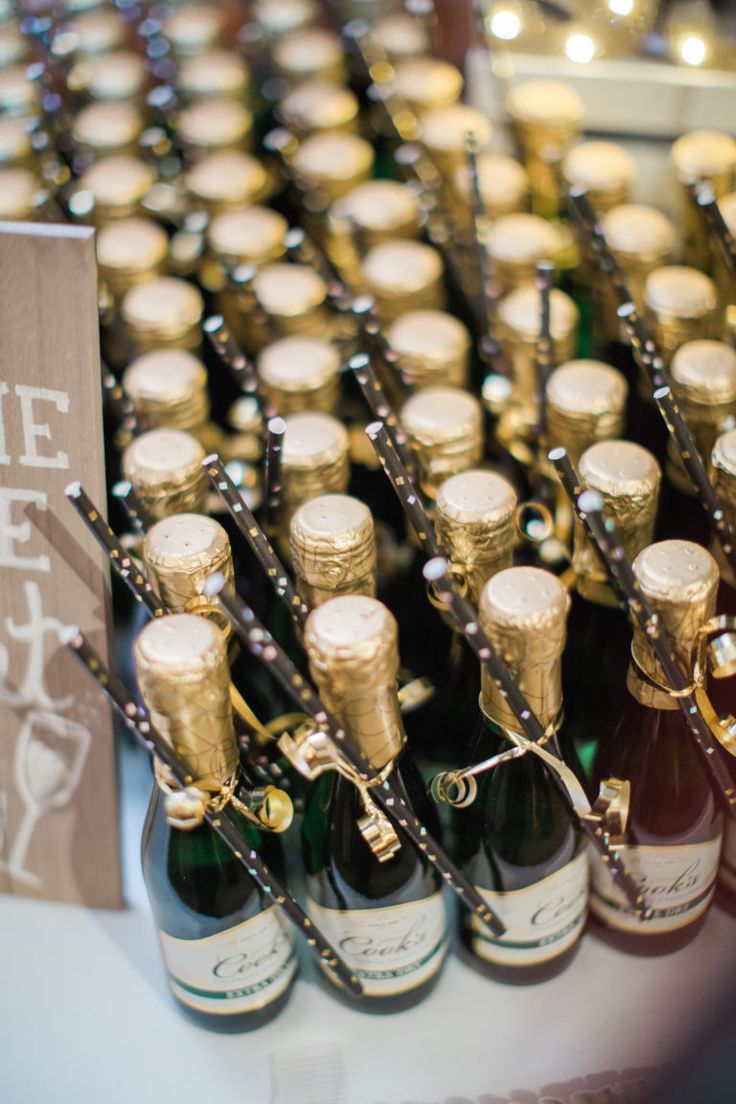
[2,739,735,1104]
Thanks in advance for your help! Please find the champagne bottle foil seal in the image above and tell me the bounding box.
[281,412,350,523]
[185,151,269,214]
[0,22,26,68]
[628,540,719,711]
[163,2,224,56]
[272,27,346,85]
[452,153,529,221]
[435,469,517,604]
[329,179,420,251]
[71,101,144,158]
[561,141,637,213]
[122,276,204,352]
[207,206,287,271]
[667,341,736,495]
[386,309,470,389]
[70,50,147,104]
[290,493,376,607]
[486,214,564,294]
[143,513,235,634]
[134,614,238,792]
[0,168,39,221]
[545,360,628,463]
[0,116,35,168]
[177,51,249,101]
[506,80,582,212]
[292,131,374,201]
[279,80,359,137]
[361,240,445,326]
[418,104,492,175]
[257,335,341,416]
[574,440,661,605]
[479,566,569,731]
[671,130,736,268]
[123,349,211,435]
[0,65,37,118]
[238,263,329,349]
[304,595,405,769]
[386,57,463,113]
[177,99,253,159]
[370,11,430,61]
[122,428,208,521]
[711,428,736,586]
[644,266,719,365]
[253,0,318,37]
[401,385,484,499]
[96,217,168,299]
[65,9,125,56]
[79,155,156,223]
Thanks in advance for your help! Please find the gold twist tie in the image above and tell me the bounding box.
[278,722,401,862]
[154,762,293,834]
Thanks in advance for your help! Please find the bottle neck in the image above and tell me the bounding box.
[481,654,563,732]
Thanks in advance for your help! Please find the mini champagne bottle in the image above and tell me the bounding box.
[136,614,298,1030]
[289,492,377,607]
[458,567,587,983]
[301,595,449,1012]
[590,540,724,953]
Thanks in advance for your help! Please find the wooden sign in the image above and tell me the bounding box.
[0,222,122,908]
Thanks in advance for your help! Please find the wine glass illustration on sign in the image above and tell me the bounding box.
[1,710,92,888]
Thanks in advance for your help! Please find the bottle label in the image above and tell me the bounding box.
[590,836,722,934]
[719,821,736,894]
[159,906,297,1016]
[307,892,448,997]
[470,850,588,967]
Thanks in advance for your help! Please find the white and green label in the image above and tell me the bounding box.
[720,821,736,894]
[159,906,297,1015]
[308,892,448,997]
[590,836,723,934]
[471,850,588,967]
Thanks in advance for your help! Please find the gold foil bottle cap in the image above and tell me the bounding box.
[479,566,569,729]
[361,239,444,322]
[96,218,168,295]
[435,469,517,603]
[163,2,224,56]
[177,99,253,155]
[574,440,661,602]
[486,213,562,291]
[0,65,38,116]
[561,140,637,210]
[0,117,32,166]
[671,340,736,409]
[386,309,470,389]
[419,104,492,163]
[0,168,38,220]
[134,613,238,791]
[371,11,430,60]
[257,335,340,415]
[671,130,736,183]
[712,427,736,499]
[331,179,419,242]
[207,205,287,267]
[280,80,358,136]
[282,412,350,515]
[178,51,249,100]
[507,80,583,129]
[453,153,528,218]
[82,50,146,102]
[122,427,208,520]
[401,385,484,498]
[253,263,326,320]
[143,513,234,630]
[272,27,345,84]
[546,360,628,461]
[293,131,374,199]
[185,151,268,212]
[290,493,376,605]
[253,0,318,35]
[498,284,579,342]
[72,101,143,154]
[304,595,405,769]
[69,9,124,55]
[629,540,718,709]
[0,22,26,68]
[645,265,718,319]
[389,57,463,112]
[123,349,210,433]
[601,203,678,267]
[122,276,204,348]
[80,155,155,220]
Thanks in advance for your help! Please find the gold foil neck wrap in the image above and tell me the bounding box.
[561,140,637,212]
[644,266,719,364]
[253,0,318,36]
[628,541,719,710]
[667,341,736,494]
[506,80,582,216]
[329,179,420,258]
[281,412,350,520]
[0,117,33,168]
[121,276,204,350]
[143,513,235,634]
[72,101,143,155]
[122,428,208,521]
[711,429,736,585]
[486,214,563,293]
[435,470,517,604]
[279,80,359,136]
[545,360,628,463]
[178,51,249,100]
[207,205,287,268]
[185,151,269,213]
[292,131,374,200]
[134,614,238,791]
[96,218,168,298]
[257,335,340,415]
[479,566,569,730]
[272,27,346,84]
[574,440,661,603]
[123,349,210,435]
[370,11,430,60]
[0,168,38,220]
[361,240,445,324]
[452,153,529,220]
[177,99,253,157]
[386,309,470,389]
[80,155,156,222]
[388,57,463,113]
[164,2,224,56]
[418,104,492,174]
[290,493,376,607]
[304,595,405,769]
[671,130,736,183]
[401,386,484,499]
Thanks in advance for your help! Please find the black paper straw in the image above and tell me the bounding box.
[264,417,286,537]
[65,628,363,998]
[65,482,165,618]
[465,137,510,378]
[691,183,736,283]
[203,314,262,403]
[577,490,736,818]
[349,355,414,471]
[365,420,444,559]
[534,260,556,437]
[422,557,649,915]
[202,454,309,631]
[112,480,149,537]
[205,577,506,938]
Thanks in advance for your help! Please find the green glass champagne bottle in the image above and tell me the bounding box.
[458,567,587,983]
[136,614,298,1031]
[301,594,449,1012]
[590,540,724,953]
